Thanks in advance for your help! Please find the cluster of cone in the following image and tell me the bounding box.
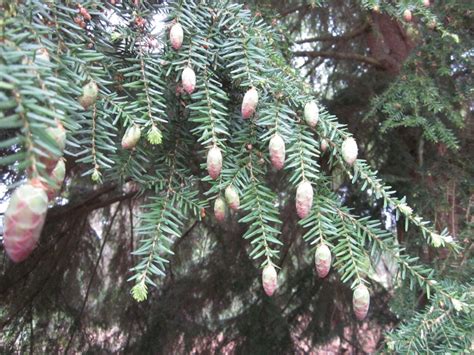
[167,26,368,317]
[213,184,240,222]
[4,108,67,262]
[261,244,370,319]
[169,22,197,95]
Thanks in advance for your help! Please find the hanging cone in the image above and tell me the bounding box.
[170,23,184,50]
[122,124,142,149]
[295,180,313,219]
[269,134,285,170]
[241,87,259,119]
[3,183,48,262]
[352,284,370,320]
[225,185,240,211]
[262,263,278,296]
[79,80,99,109]
[304,100,319,128]
[214,197,226,222]
[341,137,358,166]
[320,139,328,153]
[44,159,66,200]
[315,244,332,278]
[182,67,196,94]
[39,123,66,173]
[207,146,222,180]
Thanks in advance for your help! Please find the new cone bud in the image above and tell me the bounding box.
[214,197,226,222]
[182,67,196,94]
[262,263,278,296]
[169,23,183,50]
[225,185,240,211]
[295,180,313,219]
[207,146,222,180]
[352,284,370,320]
[79,80,99,109]
[3,183,48,263]
[304,101,319,128]
[341,137,358,166]
[320,139,328,153]
[122,124,142,149]
[403,9,412,22]
[40,123,66,172]
[45,159,66,200]
[269,134,285,170]
[241,87,259,119]
[315,244,332,278]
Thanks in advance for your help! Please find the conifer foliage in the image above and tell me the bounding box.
[0,0,471,352]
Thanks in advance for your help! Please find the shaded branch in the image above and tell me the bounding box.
[293,50,384,68]
[296,22,371,44]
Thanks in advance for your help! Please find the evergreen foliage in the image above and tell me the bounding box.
[0,0,472,352]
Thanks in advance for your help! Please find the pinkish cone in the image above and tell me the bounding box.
[121,124,142,149]
[3,183,48,262]
[304,100,319,128]
[170,23,184,50]
[225,185,240,211]
[352,284,370,320]
[341,137,358,166]
[207,146,222,180]
[315,244,332,278]
[214,197,226,222]
[45,159,66,200]
[79,80,99,109]
[182,67,196,94]
[295,180,313,219]
[40,123,66,172]
[262,263,278,296]
[320,139,329,153]
[269,134,285,170]
[241,87,259,119]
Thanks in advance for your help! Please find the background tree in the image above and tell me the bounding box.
[0,0,472,353]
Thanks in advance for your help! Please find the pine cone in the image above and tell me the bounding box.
[241,87,259,119]
[304,100,319,128]
[207,146,222,180]
[295,180,313,219]
[182,67,196,94]
[79,80,99,109]
[315,244,332,278]
[269,134,285,170]
[262,263,278,296]
[45,159,66,200]
[341,137,358,166]
[170,23,184,50]
[225,185,240,211]
[3,183,48,262]
[213,197,226,222]
[352,284,370,320]
[122,124,142,149]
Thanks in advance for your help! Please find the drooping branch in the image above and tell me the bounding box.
[296,22,371,44]
[293,50,384,68]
